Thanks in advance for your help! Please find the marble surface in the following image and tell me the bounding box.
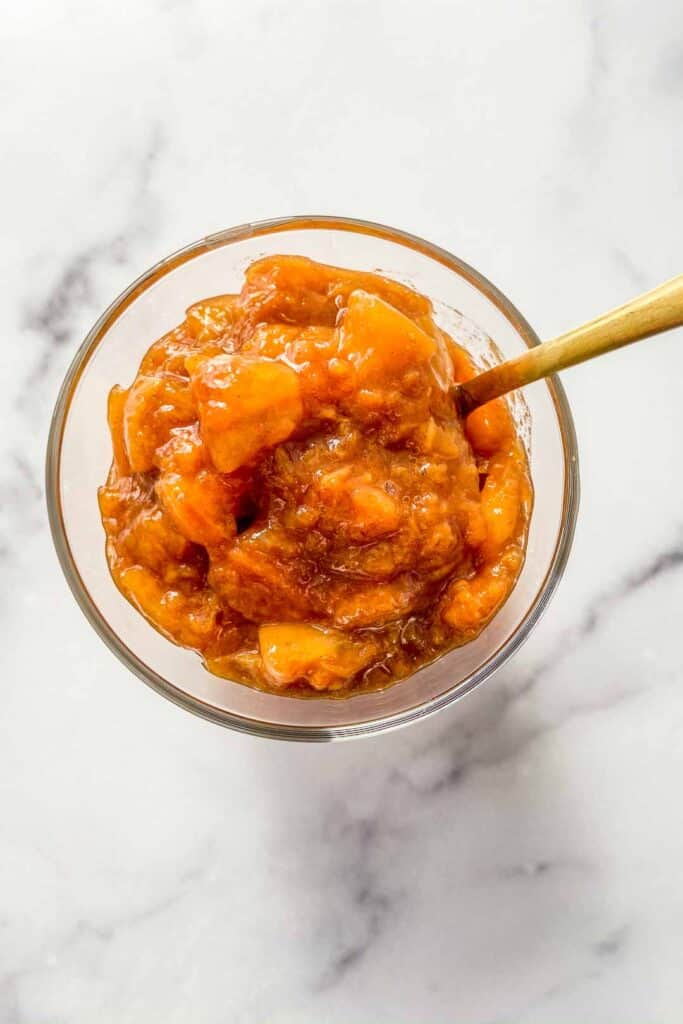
[2,0,683,1020]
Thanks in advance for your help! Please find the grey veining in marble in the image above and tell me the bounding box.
[1,0,683,1021]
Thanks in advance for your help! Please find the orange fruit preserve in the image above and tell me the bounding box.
[99,256,532,695]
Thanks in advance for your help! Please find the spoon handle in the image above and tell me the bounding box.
[455,273,683,415]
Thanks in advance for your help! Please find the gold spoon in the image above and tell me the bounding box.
[453,274,683,417]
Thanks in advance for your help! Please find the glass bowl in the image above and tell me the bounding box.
[46,216,579,740]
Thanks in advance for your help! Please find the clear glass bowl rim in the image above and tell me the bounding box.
[45,215,580,741]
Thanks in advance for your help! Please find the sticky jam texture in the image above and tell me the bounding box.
[99,256,532,696]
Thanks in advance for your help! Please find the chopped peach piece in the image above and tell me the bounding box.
[155,425,248,546]
[446,336,476,382]
[413,418,465,459]
[107,385,130,475]
[480,446,528,560]
[156,471,237,547]
[329,576,419,628]
[156,424,207,476]
[442,547,523,632]
[118,505,195,577]
[185,294,238,343]
[209,529,313,622]
[339,291,437,384]
[119,566,220,649]
[441,570,508,632]
[206,649,262,682]
[350,485,400,535]
[462,501,487,549]
[189,355,303,472]
[240,323,301,359]
[259,623,377,691]
[316,467,401,542]
[241,324,345,410]
[465,398,514,456]
[251,323,335,362]
[242,255,433,327]
[138,326,194,377]
[123,375,195,473]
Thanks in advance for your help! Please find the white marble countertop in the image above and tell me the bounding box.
[2,1,683,1020]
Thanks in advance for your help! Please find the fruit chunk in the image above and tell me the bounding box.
[189,354,303,472]
[465,398,513,456]
[348,484,400,536]
[119,565,220,649]
[107,385,130,475]
[185,294,238,343]
[328,575,420,628]
[441,570,508,632]
[339,290,437,384]
[206,649,261,683]
[441,548,523,633]
[156,471,237,547]
[209,528,314,622]
[446,336,476,382]
[479,445,529,560]
[156,424,207,476]
[259,623,377,691]
[240,323,302,359]
[118,505,197,578]
[241,255,433,328]
[123,375,195,473]
[155,425,247,547]
[241,324,345,412]
[138,325,194,377]
[316,466,401,542]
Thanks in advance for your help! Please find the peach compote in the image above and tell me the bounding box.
[99,256,532,695]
